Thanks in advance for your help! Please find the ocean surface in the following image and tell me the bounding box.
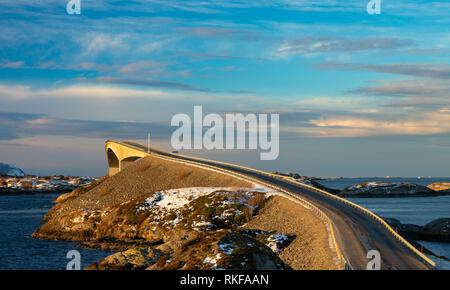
[0,193,112,270]
[317,177,450,269]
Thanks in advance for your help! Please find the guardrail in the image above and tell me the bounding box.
[281,177,436,269]
[154,151,349,268]
[109,140,436,269]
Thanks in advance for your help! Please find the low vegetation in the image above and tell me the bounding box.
[33,155,338,270]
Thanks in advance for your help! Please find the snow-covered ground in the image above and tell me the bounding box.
[137,187,275,213]
[267,234,290,253]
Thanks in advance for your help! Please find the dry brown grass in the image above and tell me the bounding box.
[247,193,266,220]
[98,187,110,197]
[177,170,192,180]
[136,163,152,173]
[244,195,339,270]
[63,155,252,211]
[55,175,108,204]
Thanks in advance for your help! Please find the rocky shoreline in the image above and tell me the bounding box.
[384,218,450,243]
[33,185,292,269]
[32,156,337,270]
[382,217,450,263]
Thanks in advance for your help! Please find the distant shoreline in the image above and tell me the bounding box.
[0,175,98,196]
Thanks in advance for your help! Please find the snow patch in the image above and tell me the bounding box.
[138,187,270,213]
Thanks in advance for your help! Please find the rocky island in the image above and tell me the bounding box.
[272,172,450,198]
[427,182,450,193]
[33,156,338,270]
[384,218,450,243]
[338,182,443,197]
[0,175,97,195]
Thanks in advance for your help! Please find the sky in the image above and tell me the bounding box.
[0,0,449,177]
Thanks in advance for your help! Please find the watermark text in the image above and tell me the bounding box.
[171,106,279,160]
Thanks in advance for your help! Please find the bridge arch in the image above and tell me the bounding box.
[105,141,149,176]
[107,148,120,176]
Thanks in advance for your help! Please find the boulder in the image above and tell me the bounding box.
[423,218,450,242]
[339,182,438,197]
[85,247,163,270]
[384,217,450,243]
[383,218,424,240]
[86,231,291,270]
[308,179,340,194]
[427,182,450,192]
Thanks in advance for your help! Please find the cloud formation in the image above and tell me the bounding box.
[86,76,211,92]
[279,37,413,56]
[316,62,450,79]
[0,112,172,141]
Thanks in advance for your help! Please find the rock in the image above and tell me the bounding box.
[239,229,296,253]
[308,179,340,194]
[149,231,291,270]
[86,231,292,270]
[339,182,439,197]
[211,231,291,270]
[427,182,450,192]
[423,218,450,242]
[383,218,423,239]
[85,247,163,270]
[32,157,299,270]
[0,163,24,176]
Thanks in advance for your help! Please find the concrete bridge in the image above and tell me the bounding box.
[105,140,150,176]
[104,140,435,270]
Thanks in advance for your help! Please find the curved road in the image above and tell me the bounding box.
[117,140,433,270]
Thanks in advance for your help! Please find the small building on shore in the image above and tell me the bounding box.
[7,180,18,188]
[18,180,34,190]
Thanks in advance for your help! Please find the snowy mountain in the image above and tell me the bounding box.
[0,163,25,176]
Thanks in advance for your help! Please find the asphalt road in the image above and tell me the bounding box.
[120,140,432,270]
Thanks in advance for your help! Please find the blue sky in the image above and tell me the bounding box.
[0,0,449,177]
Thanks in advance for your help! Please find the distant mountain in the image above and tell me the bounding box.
[0,163,25,176]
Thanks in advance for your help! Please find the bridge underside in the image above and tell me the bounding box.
[105,141,149,176]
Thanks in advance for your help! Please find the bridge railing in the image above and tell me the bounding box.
[163,153,349,269]
[110,140,349,269]
[109,140,435,269]
[280,177,436,269]
[166,145,436,268]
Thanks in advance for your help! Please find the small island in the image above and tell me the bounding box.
[338,182,450,198]
[0,162,97,195]
[271,172,450,198]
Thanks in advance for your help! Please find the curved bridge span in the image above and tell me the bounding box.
[105,141,149,176]
[105,139,436,270]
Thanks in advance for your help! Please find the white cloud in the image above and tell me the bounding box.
[284,110,450,138]
[83,33,128,56]
[0,60,25,68]
[0,84,169,100]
